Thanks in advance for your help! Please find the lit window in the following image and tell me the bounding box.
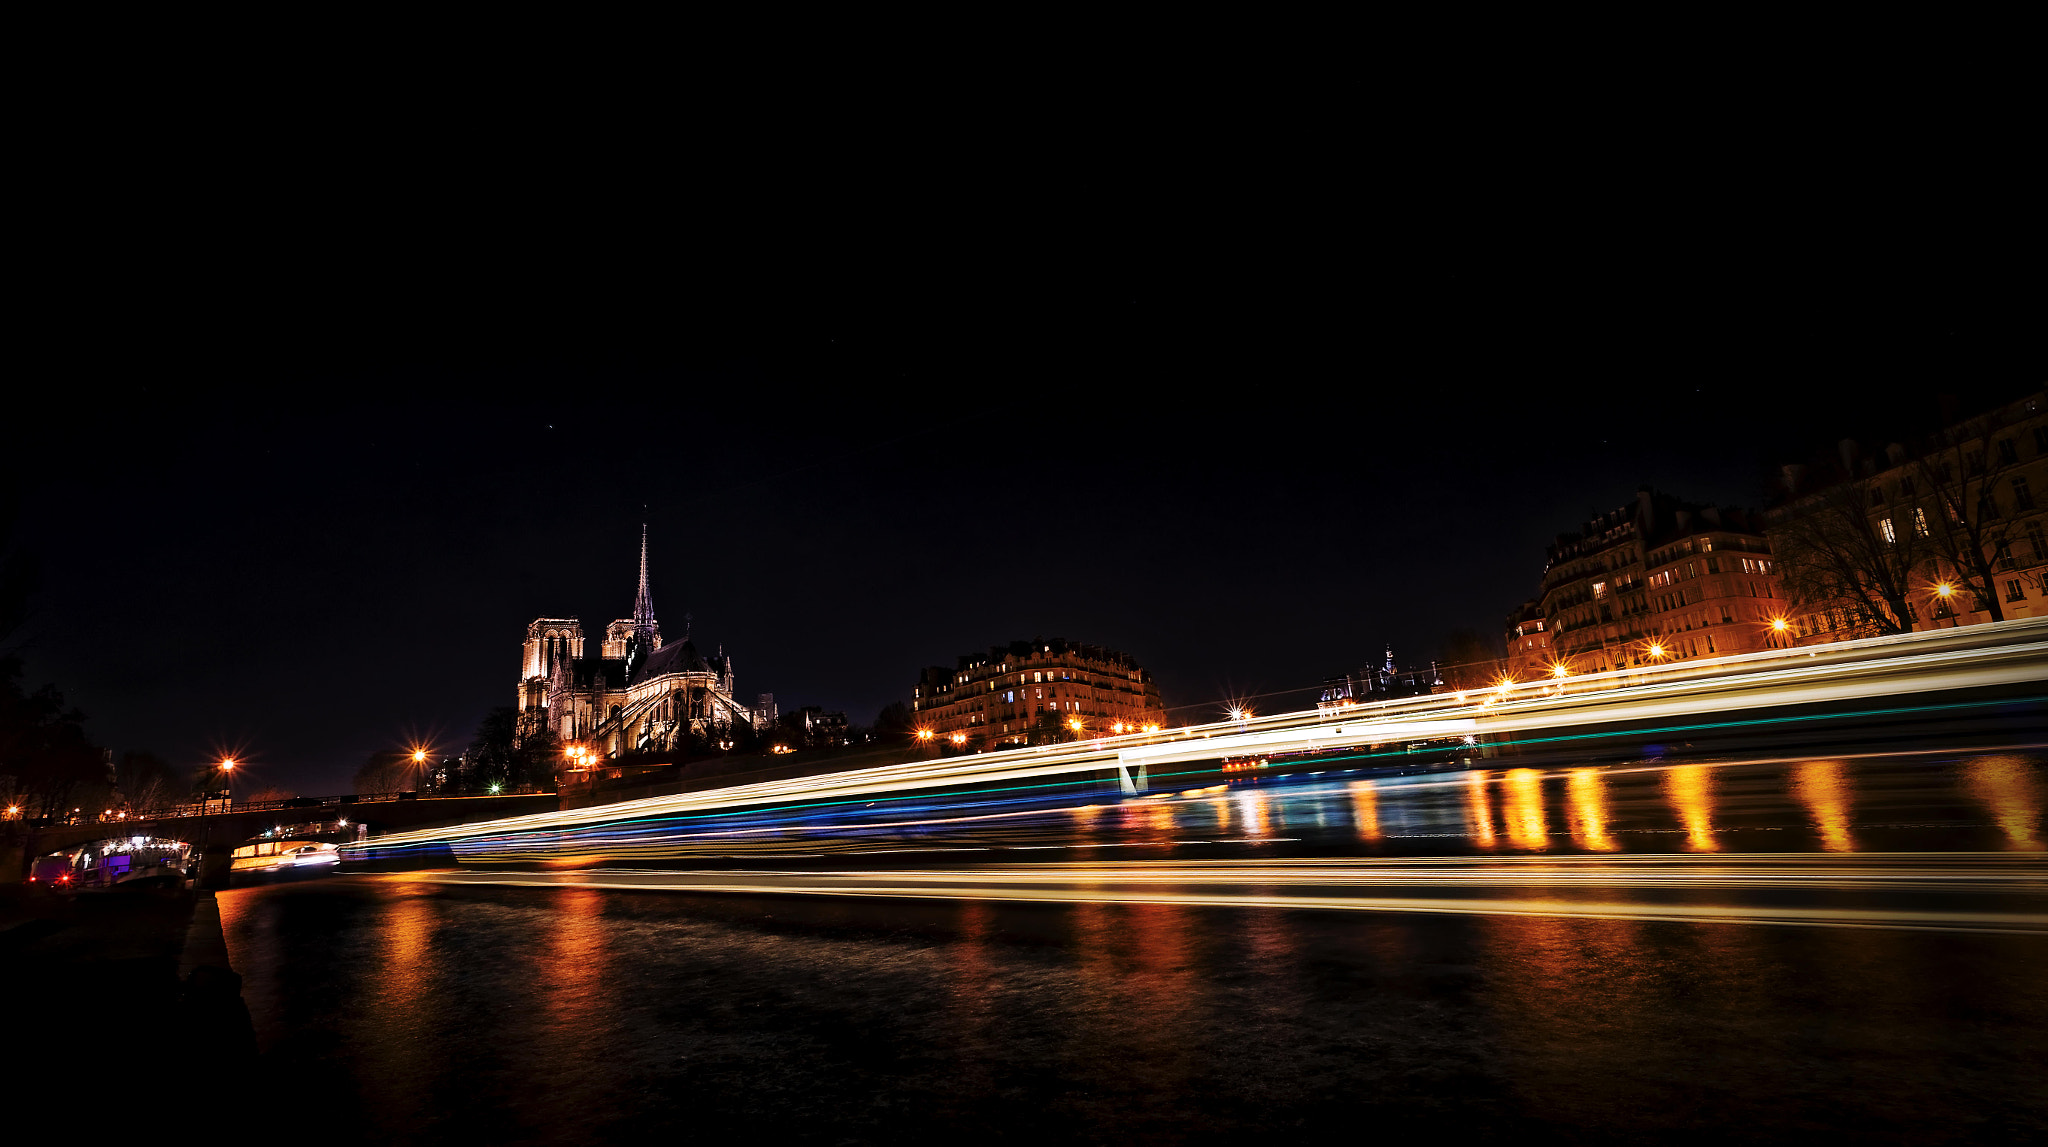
[1879,517,1897,544]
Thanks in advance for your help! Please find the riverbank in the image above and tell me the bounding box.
[0,882,254,1106]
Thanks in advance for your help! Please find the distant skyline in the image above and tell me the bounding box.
[10,250,2038,795]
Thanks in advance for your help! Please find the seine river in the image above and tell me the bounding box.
[218,749,2048,1144]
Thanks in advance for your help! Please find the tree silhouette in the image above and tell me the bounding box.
[1769,458,1933,637]
[1913,408,2028,622]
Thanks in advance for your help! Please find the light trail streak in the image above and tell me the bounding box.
[344,618,2048,866]
[371,853,2048,935]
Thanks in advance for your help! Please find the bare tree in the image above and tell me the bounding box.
[1768,461,1934,637]
[115,751,184,811]
[1436,629,1506,690]
[354,749,417,794]
[1912,410,2026,622]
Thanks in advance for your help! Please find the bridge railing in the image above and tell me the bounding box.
[70,791,422,826]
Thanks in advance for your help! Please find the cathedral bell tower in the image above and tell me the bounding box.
[518,618,583,740]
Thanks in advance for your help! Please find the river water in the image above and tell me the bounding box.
[217,749,2048,1144]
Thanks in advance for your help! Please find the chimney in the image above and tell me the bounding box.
[1675,509,1694,532]
[1838,438,1860,474]
[1885,442,1906,467]
[1782,463,1806,493]
[1701,506,1722,526]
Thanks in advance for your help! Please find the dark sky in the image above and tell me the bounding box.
[9,230,2039,796]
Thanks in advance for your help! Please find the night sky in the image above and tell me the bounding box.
[10,238,2038,795]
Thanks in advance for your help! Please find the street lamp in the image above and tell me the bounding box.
[194,758,235,887]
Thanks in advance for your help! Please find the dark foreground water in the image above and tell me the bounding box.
[221,869,2048,1144]
[215,750,2048,1143]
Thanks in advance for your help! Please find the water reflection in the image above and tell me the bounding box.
[1464,771,1498,848]
[543,888,610,1037]
[948,900,999,1097]
[1503,769,1550,850]
[1566,768,1619,851]
[365,884,439,1125]
[1478,898,1771,1131]
[1068,899,1203,1117]
[1070,803,1102,849]
[378,885,438,1012]
[1665,764,1719,851]
[1348,780,1381,842]
[1234,789,1271,837]
[1963,756,2044,850]
[1793,761,1856,852]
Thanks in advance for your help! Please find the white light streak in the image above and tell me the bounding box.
[346,618,2048,859]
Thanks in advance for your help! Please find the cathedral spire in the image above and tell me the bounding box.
[633,521,657,645]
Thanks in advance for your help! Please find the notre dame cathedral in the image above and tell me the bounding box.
[516,527,775,758]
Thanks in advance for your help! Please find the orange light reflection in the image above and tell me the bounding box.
[1464,771,1498,848]
[1348,780,1381,842]
[1566,768,1618,851]
[1793,760,1856,852]
[1963,755,2044,851]
[1503,768,1550,850]
[1665,764,1719,852]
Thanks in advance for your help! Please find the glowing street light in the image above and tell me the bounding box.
[950,733,967,746]
[1550,664,1570,679]
[1934,582,1955,599]
[412,750,428,764]
[916,728,935,742]
[1771,617,1789,633]
[1647,643,1666,659]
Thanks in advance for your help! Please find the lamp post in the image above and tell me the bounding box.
[194,758,234,887]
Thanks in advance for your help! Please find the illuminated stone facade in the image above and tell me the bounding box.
[912,637,1166,749]
[1506,488,1790,680]
[516,529,774,761]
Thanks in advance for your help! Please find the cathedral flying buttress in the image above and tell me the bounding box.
[515,526,775,760]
